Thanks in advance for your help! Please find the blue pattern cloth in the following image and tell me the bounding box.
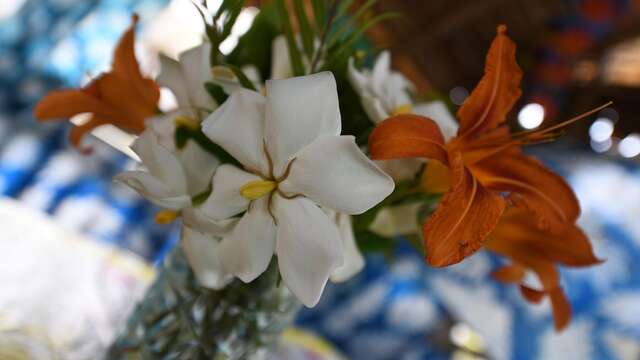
[1,2,640,359]
[0,0,172,262]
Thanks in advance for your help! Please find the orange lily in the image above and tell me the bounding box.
[369,25,608,267]
[33,15,160,150]
[485,207,602,331]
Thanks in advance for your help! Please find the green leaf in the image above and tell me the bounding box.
[226,64,258,91]
[327,0,377,48]
[355,230,395,258]
[205,82,229,104]
[311,0,326,33]
[174,125,242,168]
[335,0,355,19]
[191,187,212,206]
[275,0,306,76]
[329,12,400,64]
[292,0,315,58]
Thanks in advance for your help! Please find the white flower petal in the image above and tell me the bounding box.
[199,164,259,220]
[130,130,188,198]
[157,55,190,108]
[280,135,394,215]
[202,89,268,174]
[413,100,459,141]
[347,57,368,95]
[270,35,293,80]
[274,195,342,307]
[179,140,219,196]
[181,225,232,289]
[178,43,216,113]
[265,72,341,176]
[371,51,392,93]
[369,202,422,237]
[220,197,276,282]
[145,112,177,150]
[361,96,390,123]
[375,158,423,182]
[331,213,365,282]
[113,171,191,210]
[384,75,414,113]
[182,207,238,235]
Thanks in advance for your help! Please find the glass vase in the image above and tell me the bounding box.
[107,245,300,359]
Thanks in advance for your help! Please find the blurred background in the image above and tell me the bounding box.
[0,0,639,359]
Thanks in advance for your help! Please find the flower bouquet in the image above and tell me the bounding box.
[33,0,606,358]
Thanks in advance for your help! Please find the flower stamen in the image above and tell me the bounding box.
[174,116,200,131]
[391,104,413,116]
[155,210,180,224]
[240,180,277,200]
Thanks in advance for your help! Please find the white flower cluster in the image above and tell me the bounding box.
[115,43,394,306]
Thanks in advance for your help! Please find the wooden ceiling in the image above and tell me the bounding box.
[362,0,570,94]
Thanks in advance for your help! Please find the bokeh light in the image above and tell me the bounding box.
[589,118,614,142]
[618,134,640,158]
[590,138,612,153]
[449,86,469,105]
[517,103,545,129]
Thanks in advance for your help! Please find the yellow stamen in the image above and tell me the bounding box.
[155,210,179,224]
[391,104,413,116]
[211,66,236,81]
[240,180,277,200]
[174,116,200,131]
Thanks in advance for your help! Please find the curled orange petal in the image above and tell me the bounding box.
[33,90,114,120]
[424,151,505,267]
[457,25,523,139]
[111,14,160,110]
[369,114,448,164]
[490,207,602,267]
[550,287,572,331]
[492,264,526,283]
[473,152,580,231]
[520,285,546,304]
[32,15,159,150]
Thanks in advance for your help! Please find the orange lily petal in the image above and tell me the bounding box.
[485,207,602,331]
[33,90,114,120]
[424,151,506,267]
[457,25,523,139]
[33,15,159,149]
[96,73,150,133]
[492,264,526,283]
[520,285,545,304]
[369,114,448,164]
[490,207,602,267]
[111,14,160,108]
[473,152,580,231]
[550,287,572,331]
[420,159,451,193]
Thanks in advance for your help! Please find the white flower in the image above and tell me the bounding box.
[199,72,394,306]
[114,114,233,289]
[348,51,459,140]
[348,51,414,123]
[157,43,216,120]
[114,123,216,210]
[348,51,460,183]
